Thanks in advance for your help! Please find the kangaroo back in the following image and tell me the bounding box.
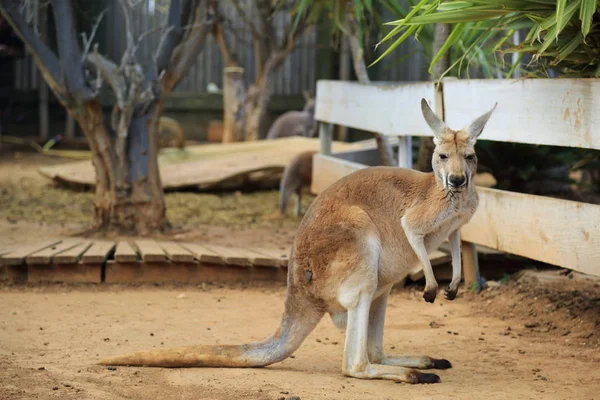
[266,111,316,139]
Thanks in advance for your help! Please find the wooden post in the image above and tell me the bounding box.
[336,37,350,142]
[222,66,244,143]
[319,123,333,155]
[398,136,412,169]
[461,241,480,290]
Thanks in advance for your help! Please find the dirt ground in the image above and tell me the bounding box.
[1,151,600,400]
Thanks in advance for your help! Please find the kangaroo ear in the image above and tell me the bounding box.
[466,102,498,141]
[420,98,448,138]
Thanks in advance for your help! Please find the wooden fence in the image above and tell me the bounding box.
[312,78,600,283]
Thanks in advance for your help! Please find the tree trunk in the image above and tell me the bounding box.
[345,8,395,166]
[71,101,169,234]
[240,52,284,141]
[416,23,451,172]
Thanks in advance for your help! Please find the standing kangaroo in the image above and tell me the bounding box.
[99,99,497,384]
[279,150,317,217]
[265,91,317,139]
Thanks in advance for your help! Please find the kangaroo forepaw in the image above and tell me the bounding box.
[443,287,457,301]
[423,289,437,303]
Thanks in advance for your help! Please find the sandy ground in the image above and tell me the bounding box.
[0,281,599,400]
[1,151,599,399]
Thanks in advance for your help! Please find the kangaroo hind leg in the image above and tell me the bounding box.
[341,282,441,383]
[367,287,452,370]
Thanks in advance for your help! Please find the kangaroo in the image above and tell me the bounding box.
[265,91,317,139]
[279,150,317,217]
[98,98,497,384]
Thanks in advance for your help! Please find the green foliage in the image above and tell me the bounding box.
[373,0,600,78]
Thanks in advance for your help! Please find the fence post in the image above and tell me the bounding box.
[397,136,412,169]
[319,123,333,155]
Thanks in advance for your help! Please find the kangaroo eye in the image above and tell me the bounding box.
[465,154,475,161]
[439,154,448,160]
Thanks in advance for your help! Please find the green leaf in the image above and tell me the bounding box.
[555,0,567,38]
[428,23,467,75]
[579,0,596,38]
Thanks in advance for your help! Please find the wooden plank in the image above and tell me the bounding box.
[0,248,14,257]
[461,187,600,277]
[315,80,436,137]
[26,239,83,265]
[28,264,101,283]
[408,250,452,281]
[38,137,367,190]
[443,78,600,151]
[104,261,257,284]
[0,239,62,266]
[134,240,167,263]
[53,241,92,264]
[158,241,195,263]
[311,153,366,194]
[81,240,115,264]
[248,247,290,268]
[201,244,254,267]
[179,243,222,264]
[114,241,139,263]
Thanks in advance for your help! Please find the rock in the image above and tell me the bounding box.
[524,322,540,329]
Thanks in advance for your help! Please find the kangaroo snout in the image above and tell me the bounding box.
[448,174,466,188]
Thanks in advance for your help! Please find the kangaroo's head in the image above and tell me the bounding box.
[420,98,497,192]
[302,90,316,115]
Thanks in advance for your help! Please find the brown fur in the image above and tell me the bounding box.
[97,98,497,384]
[279,150,316,216]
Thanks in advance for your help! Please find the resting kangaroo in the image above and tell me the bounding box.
[265,91,316,139]
[279,150,317,217]
[99,99,497,384]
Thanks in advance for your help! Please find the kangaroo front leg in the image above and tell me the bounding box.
[402,222,439,303]
[343,292,441,383]
[445,229,462,300]
[367,288,452,370]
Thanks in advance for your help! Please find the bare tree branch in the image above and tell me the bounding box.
[119,0,137,69]
[155,0,183,74]
[80,8,107,62]
[162,0,214,93]
[49,0,95,102]
[0,1,64,98]
[230,0,262,41]
[86,49,127,109]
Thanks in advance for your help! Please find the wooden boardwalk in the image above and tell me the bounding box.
[0,238,453,285]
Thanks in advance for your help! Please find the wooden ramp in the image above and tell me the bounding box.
[38,137,377,191]
[0,238,452,285]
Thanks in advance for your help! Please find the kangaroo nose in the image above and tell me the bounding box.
[448,175,466,187]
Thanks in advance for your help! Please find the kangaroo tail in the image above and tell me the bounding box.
[98,289,323,368]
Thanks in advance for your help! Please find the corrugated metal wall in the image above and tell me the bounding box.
[11,1,426,95]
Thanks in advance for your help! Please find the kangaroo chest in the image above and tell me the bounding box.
[424,199,476,252]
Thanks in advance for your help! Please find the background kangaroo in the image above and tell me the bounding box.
[99,99,497,384]
[265,91,317,139]
[279,150,316,217]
